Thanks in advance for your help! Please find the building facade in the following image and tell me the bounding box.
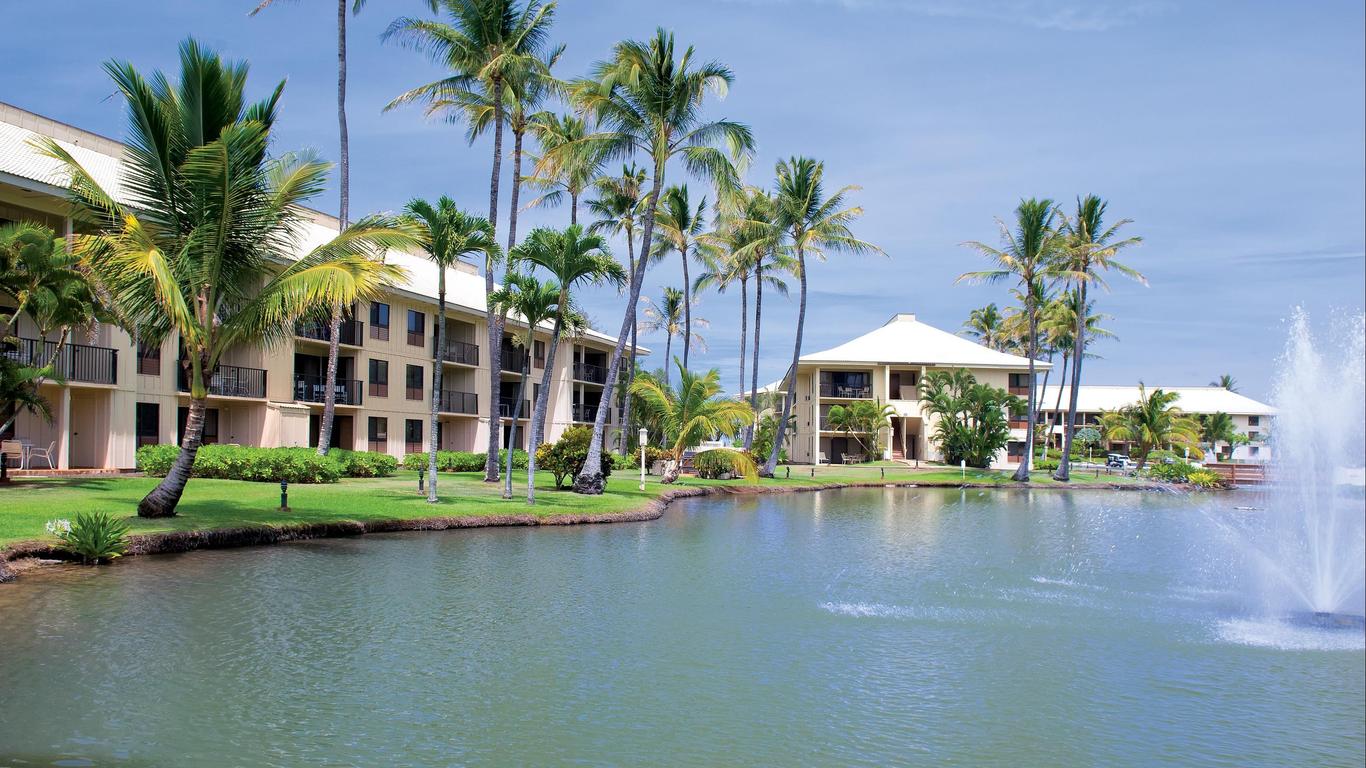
[0,103,641,470]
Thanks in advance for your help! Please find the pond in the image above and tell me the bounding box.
[0,488,1362,767]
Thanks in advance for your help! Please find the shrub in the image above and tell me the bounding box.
[1035,458,1060,471]
[644,446,672,466]
[535,427,613,489]
[1145,459,1199,483]
[692,448,758,479]
[610,452,638,471]
[330,449,397,478]
[401,449,529,473]
[137,444,342,483]
[47,512,129,564]
[1186,469,1227,489]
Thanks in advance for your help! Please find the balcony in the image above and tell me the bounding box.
[501,347,529,373]
[572,403,600,423]
[296,319,362,347]
[574,361,608,385]
[438,390,479,415]
[293,374,362,406]
[819,383,872,399]
[498,398,530,418]
[437,339,479,366]
[177,363,267,399]
[3,337,118,385]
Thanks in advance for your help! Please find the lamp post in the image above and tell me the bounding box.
[639,427,648,491]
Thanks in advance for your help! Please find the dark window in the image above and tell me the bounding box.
[136,402,160,447]
[178,406,219,445]
[405,418,423,453]
[1248,415,1260,426]
[407,310,425,346]
[368,416,388,452]
[406,364,424,400]
[136,339,161,376]
[534,340,546,368]
[1250,446,1260,456]
[369,358,389,397]
[1007,440,1025,458]
[370,302,390,341]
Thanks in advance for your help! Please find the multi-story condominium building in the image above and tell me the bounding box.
[0,102,643,470]
[1036,385,1275,463]
[783,312,1046,468]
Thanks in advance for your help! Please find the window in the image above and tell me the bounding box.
[136,339,161,376]
[1250,446,1260,457]
[1248,430,1260,441]
[404,419,423,453]
[369,302,391,341]
[534,340,546,368]
[406,364,424,400]
[178,406,219,445]
[1007,440,1025,458]
[368,417,388,452]
[1248,415,1260,426]
[368,358,389,397]
[407,310,425,346]
[136,403,160,447]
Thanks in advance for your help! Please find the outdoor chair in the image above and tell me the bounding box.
[1,439,27,469]
[27,441,56,469]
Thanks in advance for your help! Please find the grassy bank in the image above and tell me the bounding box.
[0,465,1142,549]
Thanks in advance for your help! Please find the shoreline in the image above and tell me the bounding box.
[0,479,1165,583]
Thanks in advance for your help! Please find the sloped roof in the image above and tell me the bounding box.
[1036,385,1275,416]
[801,313,1046,369]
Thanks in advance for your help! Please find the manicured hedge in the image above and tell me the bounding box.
[136,445,396,483]
[401,449,529,473]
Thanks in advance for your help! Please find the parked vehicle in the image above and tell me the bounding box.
[1106,453,1133,469]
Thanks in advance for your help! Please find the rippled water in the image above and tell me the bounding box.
[1,488,1362,767]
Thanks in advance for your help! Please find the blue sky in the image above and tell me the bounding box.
[5,0,1363,401]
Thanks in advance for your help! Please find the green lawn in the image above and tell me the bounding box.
[0,464,1142,549]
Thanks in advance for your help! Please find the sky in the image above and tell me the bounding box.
[4,0,1363,402]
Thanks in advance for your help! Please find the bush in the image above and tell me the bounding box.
[610,452,639,471]
[692,449,758,479]
[330,449,397,478]
[535,427,613,489]
[46,512,129,564]
[401,449,529,473]
[137,444,342,483]
[645,446,672,466]
[1145,459,1200,483]
[1186,469,1227,489]
[1035,458,1060,471]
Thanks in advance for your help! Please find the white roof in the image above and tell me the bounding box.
[1036,385,1275,416]
[801,312,1046,370]
[0,102,641,353]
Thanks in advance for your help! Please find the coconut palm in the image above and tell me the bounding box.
[384,0,557,482]
[959,303,1009,351]
[1052,195,1145,481]
[1210,374,1238,392]
[552,29,754,494]
[639,287,707,390]
[400,198,499,503]
[825,399,897,460]
[1098,384,1202,471]
[488,273,561,499]
[510,225,625,502]
[1198,411,1240,461]
[629,360,755,483]
[650,185,709,368]
[761,157,881,477]
[525,112,607,226]
[959,198,1063,482]
[40,39,414,517]
[1045,292,1115,440]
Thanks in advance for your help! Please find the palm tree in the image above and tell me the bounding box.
[1210,374,1238,392]
[488,273,560,499]
[629,360,755,483]
[384,0,557,483]
[510,225,625,502]
[41,39,414,516]
[650,185,709,368]
[586,164,648,453]
[959,303,1007,351]
[761,157,881,477]
[1052,195,1145,481]
[553,29,754,494]
[959,198,1063,482]
[639,287,707,390]
[400,198,499,503]
[1045,292,1115,439]
[1198,411,1239,461]
[525,112,606,226]
[1098,384,1201,471]
[692,233,748,395]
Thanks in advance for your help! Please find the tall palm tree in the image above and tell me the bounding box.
[650,185,709,368]
[586,163,648,453]
[1052,195,1145,481]
[553,28,754,494]
[959,198,1063,482]
[1210,374,1238,392]
[761,157,881,477]
[384,0,557,483]
[525,112,607,226]
[1098,384,1201,471]
[41,39,415,516]
[488,273,560,499]
[629,360,755,484]
[692,236,749,396]
[400,198,499,503]
[639,287,707,390]
[1045,292,1115,435]
[1198,411,1239,461]
[959,303,1007,351]
[511,225,624,502]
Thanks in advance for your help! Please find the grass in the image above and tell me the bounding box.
[0,464,1142,549]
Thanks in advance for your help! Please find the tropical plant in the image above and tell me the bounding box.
[920,368,1023,469]
[47,512,130,565]
[525,112,607,226]
[400,198,499,502]
[534,425,613,489]
[959,303,1008,351]
[639,286,707,390]
[825,399,896,460]
[1051,195,1145,481]
[628,360,755,483]
[554,28,754,494]
[1196,411,1248,461]
[384,0,558,483]
[649,185,711,368]
[1210,374,1238,392]
[959,198,1063,482]
[39,39,415,517]
[1042,291,1115,439]
[760,157,881,477]
[1097,384,1203,471]
[488,272,561,498]
[1074,426,1102,462]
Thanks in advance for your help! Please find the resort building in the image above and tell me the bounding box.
[0,102,642,470]
[784,313,1046,468]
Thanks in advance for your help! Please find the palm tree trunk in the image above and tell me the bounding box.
[746,262,764,452]
[738,275,747,434]
[570,190,578,227]
[574,169,663,494]
[316,304,343,455]
[336,0,349,229]
[1013,303,1038,482]
[428,285,445,503]
[763,245,806,477]
[138,390,206,518]
[483,75,505,483]
[681,240,692,369]
[618,230,637,455]
[504,347,530,499]
[1037,358,1051,461]
[1055,284,1087,481]
[507,128,524,253]
[528,315,564,503]
[663,332,673,391]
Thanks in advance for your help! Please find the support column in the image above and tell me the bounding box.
[57,387,71,469]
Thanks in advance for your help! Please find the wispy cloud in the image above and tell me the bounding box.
[724,0,1170,32]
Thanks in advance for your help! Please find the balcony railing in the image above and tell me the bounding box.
[819,383,872,398]
[296,319,362,346]
[572,403,600,423]
[437,339,479,366]
[574,362,607,384]
[439,390,478,415]
[3,337,118,385]
[498,398,530,418]
[501,347,529,373]
[177,363,267,399]
[293,374,362,406]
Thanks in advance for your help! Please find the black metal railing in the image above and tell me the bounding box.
[177,363,266,398]
[498,398,530,418]
[501,347,528,373]
[293,374,362,405]
[439,390,478,415]
[437,339,479,366]
[819,382,872,398]
[572,403,600,422]
[3,338,118,385]
[574,362,607,384]
[296,319,362,346]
